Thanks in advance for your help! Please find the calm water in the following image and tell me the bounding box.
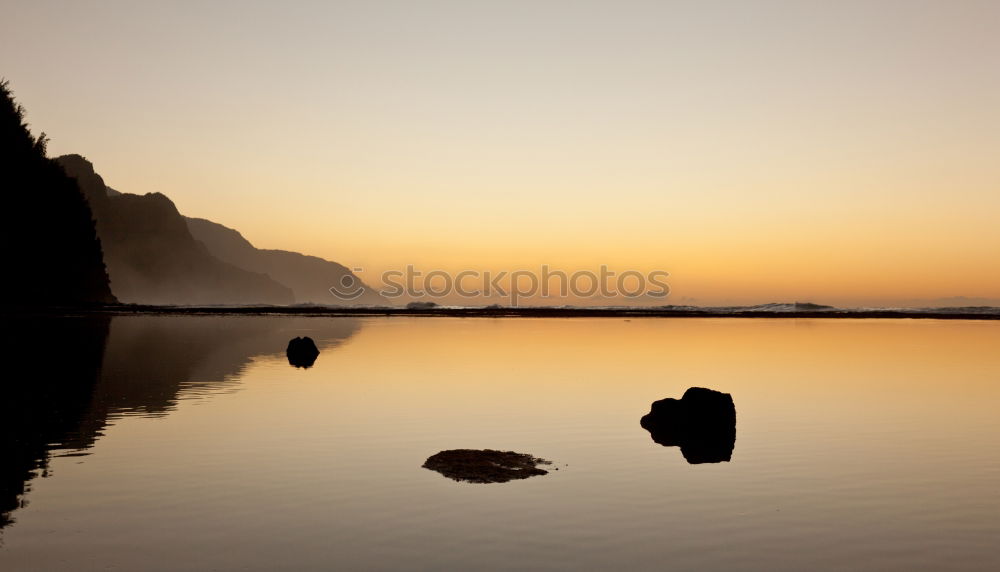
[2,316,999,571]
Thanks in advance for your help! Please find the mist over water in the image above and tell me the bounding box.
[2,316,999,570]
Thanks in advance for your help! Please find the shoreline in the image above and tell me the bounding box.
[4,305,1000,320]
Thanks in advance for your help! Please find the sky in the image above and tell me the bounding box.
[2,0,999,306]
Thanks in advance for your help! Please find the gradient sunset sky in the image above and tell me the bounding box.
[3,0,998,306]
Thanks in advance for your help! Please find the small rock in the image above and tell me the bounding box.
[286,336,320,368]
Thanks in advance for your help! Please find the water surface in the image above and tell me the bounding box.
[1,316,998,570]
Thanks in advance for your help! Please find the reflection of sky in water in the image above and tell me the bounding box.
[2,317,1000,570]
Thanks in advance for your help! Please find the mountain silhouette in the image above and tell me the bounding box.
[186,217,385,305]
[0,80,115,306]
[57,155,294,305]
[58,154,383,306]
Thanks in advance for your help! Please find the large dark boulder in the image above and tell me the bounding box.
[640,387,736,464]
[286,336,320,368]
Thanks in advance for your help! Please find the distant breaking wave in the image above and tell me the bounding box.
[653,302,1000,315]
[443,302,1000,314]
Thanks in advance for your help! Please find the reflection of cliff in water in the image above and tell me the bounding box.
[97,316,360,415]
[0,315,360,529]
[0,316,109,529]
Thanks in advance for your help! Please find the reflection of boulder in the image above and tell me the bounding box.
[286,336,320,368]
[640,387,736,464]
[422,449,551,483]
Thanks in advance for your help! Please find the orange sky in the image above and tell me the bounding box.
[2,1,998,306]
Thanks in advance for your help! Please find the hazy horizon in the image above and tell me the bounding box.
[3,0,999,307]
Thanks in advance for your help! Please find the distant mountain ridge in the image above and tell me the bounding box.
[185,217,385,306]
[58,154,383,306]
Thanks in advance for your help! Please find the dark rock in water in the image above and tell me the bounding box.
[422,449,551,483]
[406,301,438,310]
[286,336,320,368]
[640,387,736,464]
